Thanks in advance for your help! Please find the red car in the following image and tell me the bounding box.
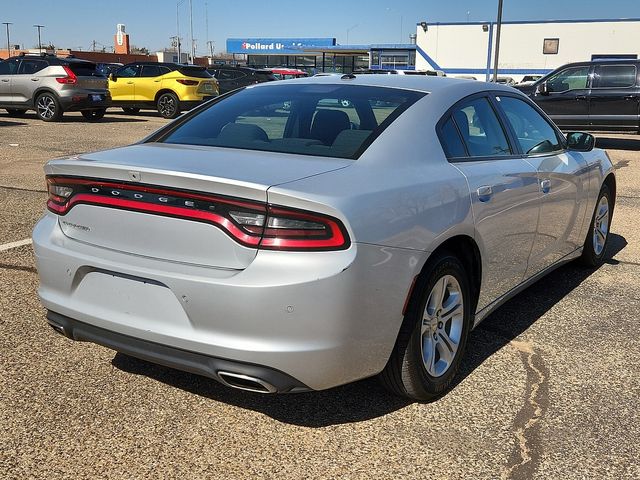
[271,68,309,80]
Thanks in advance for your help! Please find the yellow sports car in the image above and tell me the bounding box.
[108,62,219,118]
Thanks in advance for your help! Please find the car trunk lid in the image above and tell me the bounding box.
[45,143,351,269]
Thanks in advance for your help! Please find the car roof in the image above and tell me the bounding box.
[9,54,95,66]
[250,73,515,95]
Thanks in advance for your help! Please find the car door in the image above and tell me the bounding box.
[589,63,639,130]
[214,69,234,93]
[109,64,139,101]
[136,64,164,102]
[0,58,20,104]
[12,58,49,105]
[439,94,541,311]
[532,65,592,129]
[494,93,590,276]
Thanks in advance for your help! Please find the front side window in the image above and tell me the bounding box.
[0,58,19,75]
[159,84,425,159]
[546,66,589,92]
[450,97,511,157]
[497,96,562,155]
[594,65,637,88]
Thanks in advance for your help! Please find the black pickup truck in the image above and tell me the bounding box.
[515,59,640,133]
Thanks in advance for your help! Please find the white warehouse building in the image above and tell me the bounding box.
[415,18,640,82]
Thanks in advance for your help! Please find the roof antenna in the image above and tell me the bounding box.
[341,73,356,80]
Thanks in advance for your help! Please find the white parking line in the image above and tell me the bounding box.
[0,238,32,252]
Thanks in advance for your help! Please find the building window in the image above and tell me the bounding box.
[543,38,559,55]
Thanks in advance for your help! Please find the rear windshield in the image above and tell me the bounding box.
[178,66,211,78]
[159,84,425,159]
[66,62,98,76]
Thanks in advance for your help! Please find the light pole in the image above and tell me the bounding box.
[189,0,195,63]
[346,24,358,44]
[2,23,11,56]
[492,0,504,83]
[34,24,44,53]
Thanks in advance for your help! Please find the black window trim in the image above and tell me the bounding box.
[591,64,638,90]
[436,91,520,163]
[489,91,568,158]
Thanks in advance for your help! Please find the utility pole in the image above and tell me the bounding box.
[2,23,11,57]
[189,0,195,63]
[176,0,183,61]
[34,24,44,53]
[492,0,504,83]
[206,40,214,58]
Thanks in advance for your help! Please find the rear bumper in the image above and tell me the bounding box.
[33,212,424,391]
[47,310,309,393]
[179,96,214,110]
[59,91,111,111]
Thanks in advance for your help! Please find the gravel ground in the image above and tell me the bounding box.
[1,111,639,479]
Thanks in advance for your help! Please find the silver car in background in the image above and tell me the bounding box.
[0,53,110,121]
[33,75,615,400]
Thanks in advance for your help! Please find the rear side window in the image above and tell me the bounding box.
[497,96,562,155]
[158,84,425,159]
[449,97,511,157]
[66,62,98,76]
[140,65,162,77]
[18,59,48,74]
[594,65,637,88]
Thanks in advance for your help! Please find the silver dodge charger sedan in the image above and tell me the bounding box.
[34,75,615,400]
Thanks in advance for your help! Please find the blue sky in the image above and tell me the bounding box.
[1,0,638,54]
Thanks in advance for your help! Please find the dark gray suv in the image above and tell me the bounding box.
[0,54,110,121]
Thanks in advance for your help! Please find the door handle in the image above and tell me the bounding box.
[154,80,161,82]
[623,95,637,100]
[540,179,551,193]
[30,78,39,81]
[575,95,587,101]
[0,79,9,82]
[477,185,493,202]
[126,81,134,84]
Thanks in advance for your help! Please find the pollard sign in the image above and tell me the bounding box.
[226,38,335,55]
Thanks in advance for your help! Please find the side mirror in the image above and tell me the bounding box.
[536,81,549,96]
[109,73,116,81]
[566,132,595,152]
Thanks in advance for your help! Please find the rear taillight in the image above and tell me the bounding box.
[176,79,199,86]
[46,177,350,251]
[55,65,77,84]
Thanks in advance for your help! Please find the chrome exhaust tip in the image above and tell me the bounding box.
[217,371,278,394]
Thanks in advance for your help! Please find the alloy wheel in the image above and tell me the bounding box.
[420,274,465,377]
[593,195,610,256]
[37,95,56,120]
[158,95,177,118]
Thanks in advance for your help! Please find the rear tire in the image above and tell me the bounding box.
[81,109,106,121]
[580,184,613,267]
[122,107,140,114]
[5,108,26,117]
[380,253,472,401]
[156,92,180,119]
[35,93,62,122]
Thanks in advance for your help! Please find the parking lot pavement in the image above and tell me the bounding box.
[1,113,639,479]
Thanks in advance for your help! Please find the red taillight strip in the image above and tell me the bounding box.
[47,177,265,212]
[49,194,261,247]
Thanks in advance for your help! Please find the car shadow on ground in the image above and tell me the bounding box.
[111,234,627,427]
[0,120,28,127]
[595,136,640,151]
